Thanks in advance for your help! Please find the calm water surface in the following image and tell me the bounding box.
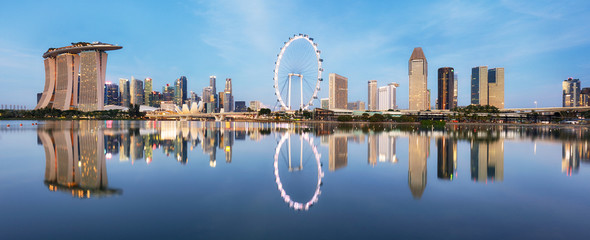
[1,120,590,239]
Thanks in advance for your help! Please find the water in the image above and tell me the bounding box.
[1,120,589,239]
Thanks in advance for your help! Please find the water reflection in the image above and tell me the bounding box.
[34,121,590,204]
[39,121,121,198]
[274,133,323,211]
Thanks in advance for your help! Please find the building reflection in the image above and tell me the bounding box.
[39,121,121,198]
[437,138,457,180]
[329,135,347,171]
[367,133,398,166]
[561,141,590,176]
[408,135,429,199]
[470,140,504,182]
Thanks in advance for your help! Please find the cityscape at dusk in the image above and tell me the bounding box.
[2,1,590,239]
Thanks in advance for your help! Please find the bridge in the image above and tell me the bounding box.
[146,111,259,121]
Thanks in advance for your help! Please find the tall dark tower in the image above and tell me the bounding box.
[437,67,455,110]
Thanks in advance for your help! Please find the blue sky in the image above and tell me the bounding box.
[0,0,589,109]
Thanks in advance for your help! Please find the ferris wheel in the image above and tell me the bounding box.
[273,34,323,111]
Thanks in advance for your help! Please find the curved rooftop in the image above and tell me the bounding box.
[43,42,122,58]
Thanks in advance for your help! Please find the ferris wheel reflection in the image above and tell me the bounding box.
[273,132,323,211]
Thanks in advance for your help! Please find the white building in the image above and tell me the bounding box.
[377,83,399,111]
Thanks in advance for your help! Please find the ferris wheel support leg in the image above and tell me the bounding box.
[288,74,292,110]
[300,75,304,110]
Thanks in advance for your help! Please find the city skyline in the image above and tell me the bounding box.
[1,1,589,109]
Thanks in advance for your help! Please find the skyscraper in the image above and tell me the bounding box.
[488,68,505,109]
[210,76,218,112]
[224,78,234,112]
[471,66,488,105]
[563,78,581,107]
[78,50,108,111]
[453,73,458,107]
[104,82,119,106]
[163,84,175,102]
[119,78,130,107]
[35,42,121,111]
[175,76,187,106]
[408,47,428,111]
[144,78,152,106]
[368,80,378,110]
[130,77,144,106]
[378,83,399,111]
[329,73,348,109]
[437,67,455,110]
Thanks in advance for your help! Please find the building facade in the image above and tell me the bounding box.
[408,47,428,111]
[378,83,399,111]
[563,78,580,107]
[368,80,378,110]
[104,82,119,106]
[119,78,130,107]
[223,78,234,112]
[347,101,366,111]
[144,78,152,106]
[471,66,488,105]
[437,67,455,110]
[130,77,144,106]
[488,68,505,109]
[175,76,187,106]
[329,73,348,109]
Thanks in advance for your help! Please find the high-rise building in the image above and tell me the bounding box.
[329,73,348,109]
[408,47,428,111]
[437,67,455,110]
[163,84,175,102]
[119,78,130,107]
[104,82,119,106]
[35,42,121,111]
[378,83,399,110]
[580,88,590,106]
[144,78,152,106]
[320,98,329,109]
[224,78,234,112]
[210,76,218,112]
[175,76,187,106]
[368,80,378,110]
[130,77,144,106]
[471,66,488,105]
[453,73,458,107]
[78,51,109,111]
[563,78,581,107]
[488,68,504,109]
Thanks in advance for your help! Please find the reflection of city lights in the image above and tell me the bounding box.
[105,153,112,159]
[274,133,323,211]
[78,161,81,167]
[146,157,152,164]
[210,160,216,168]
[225,146,231,152]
